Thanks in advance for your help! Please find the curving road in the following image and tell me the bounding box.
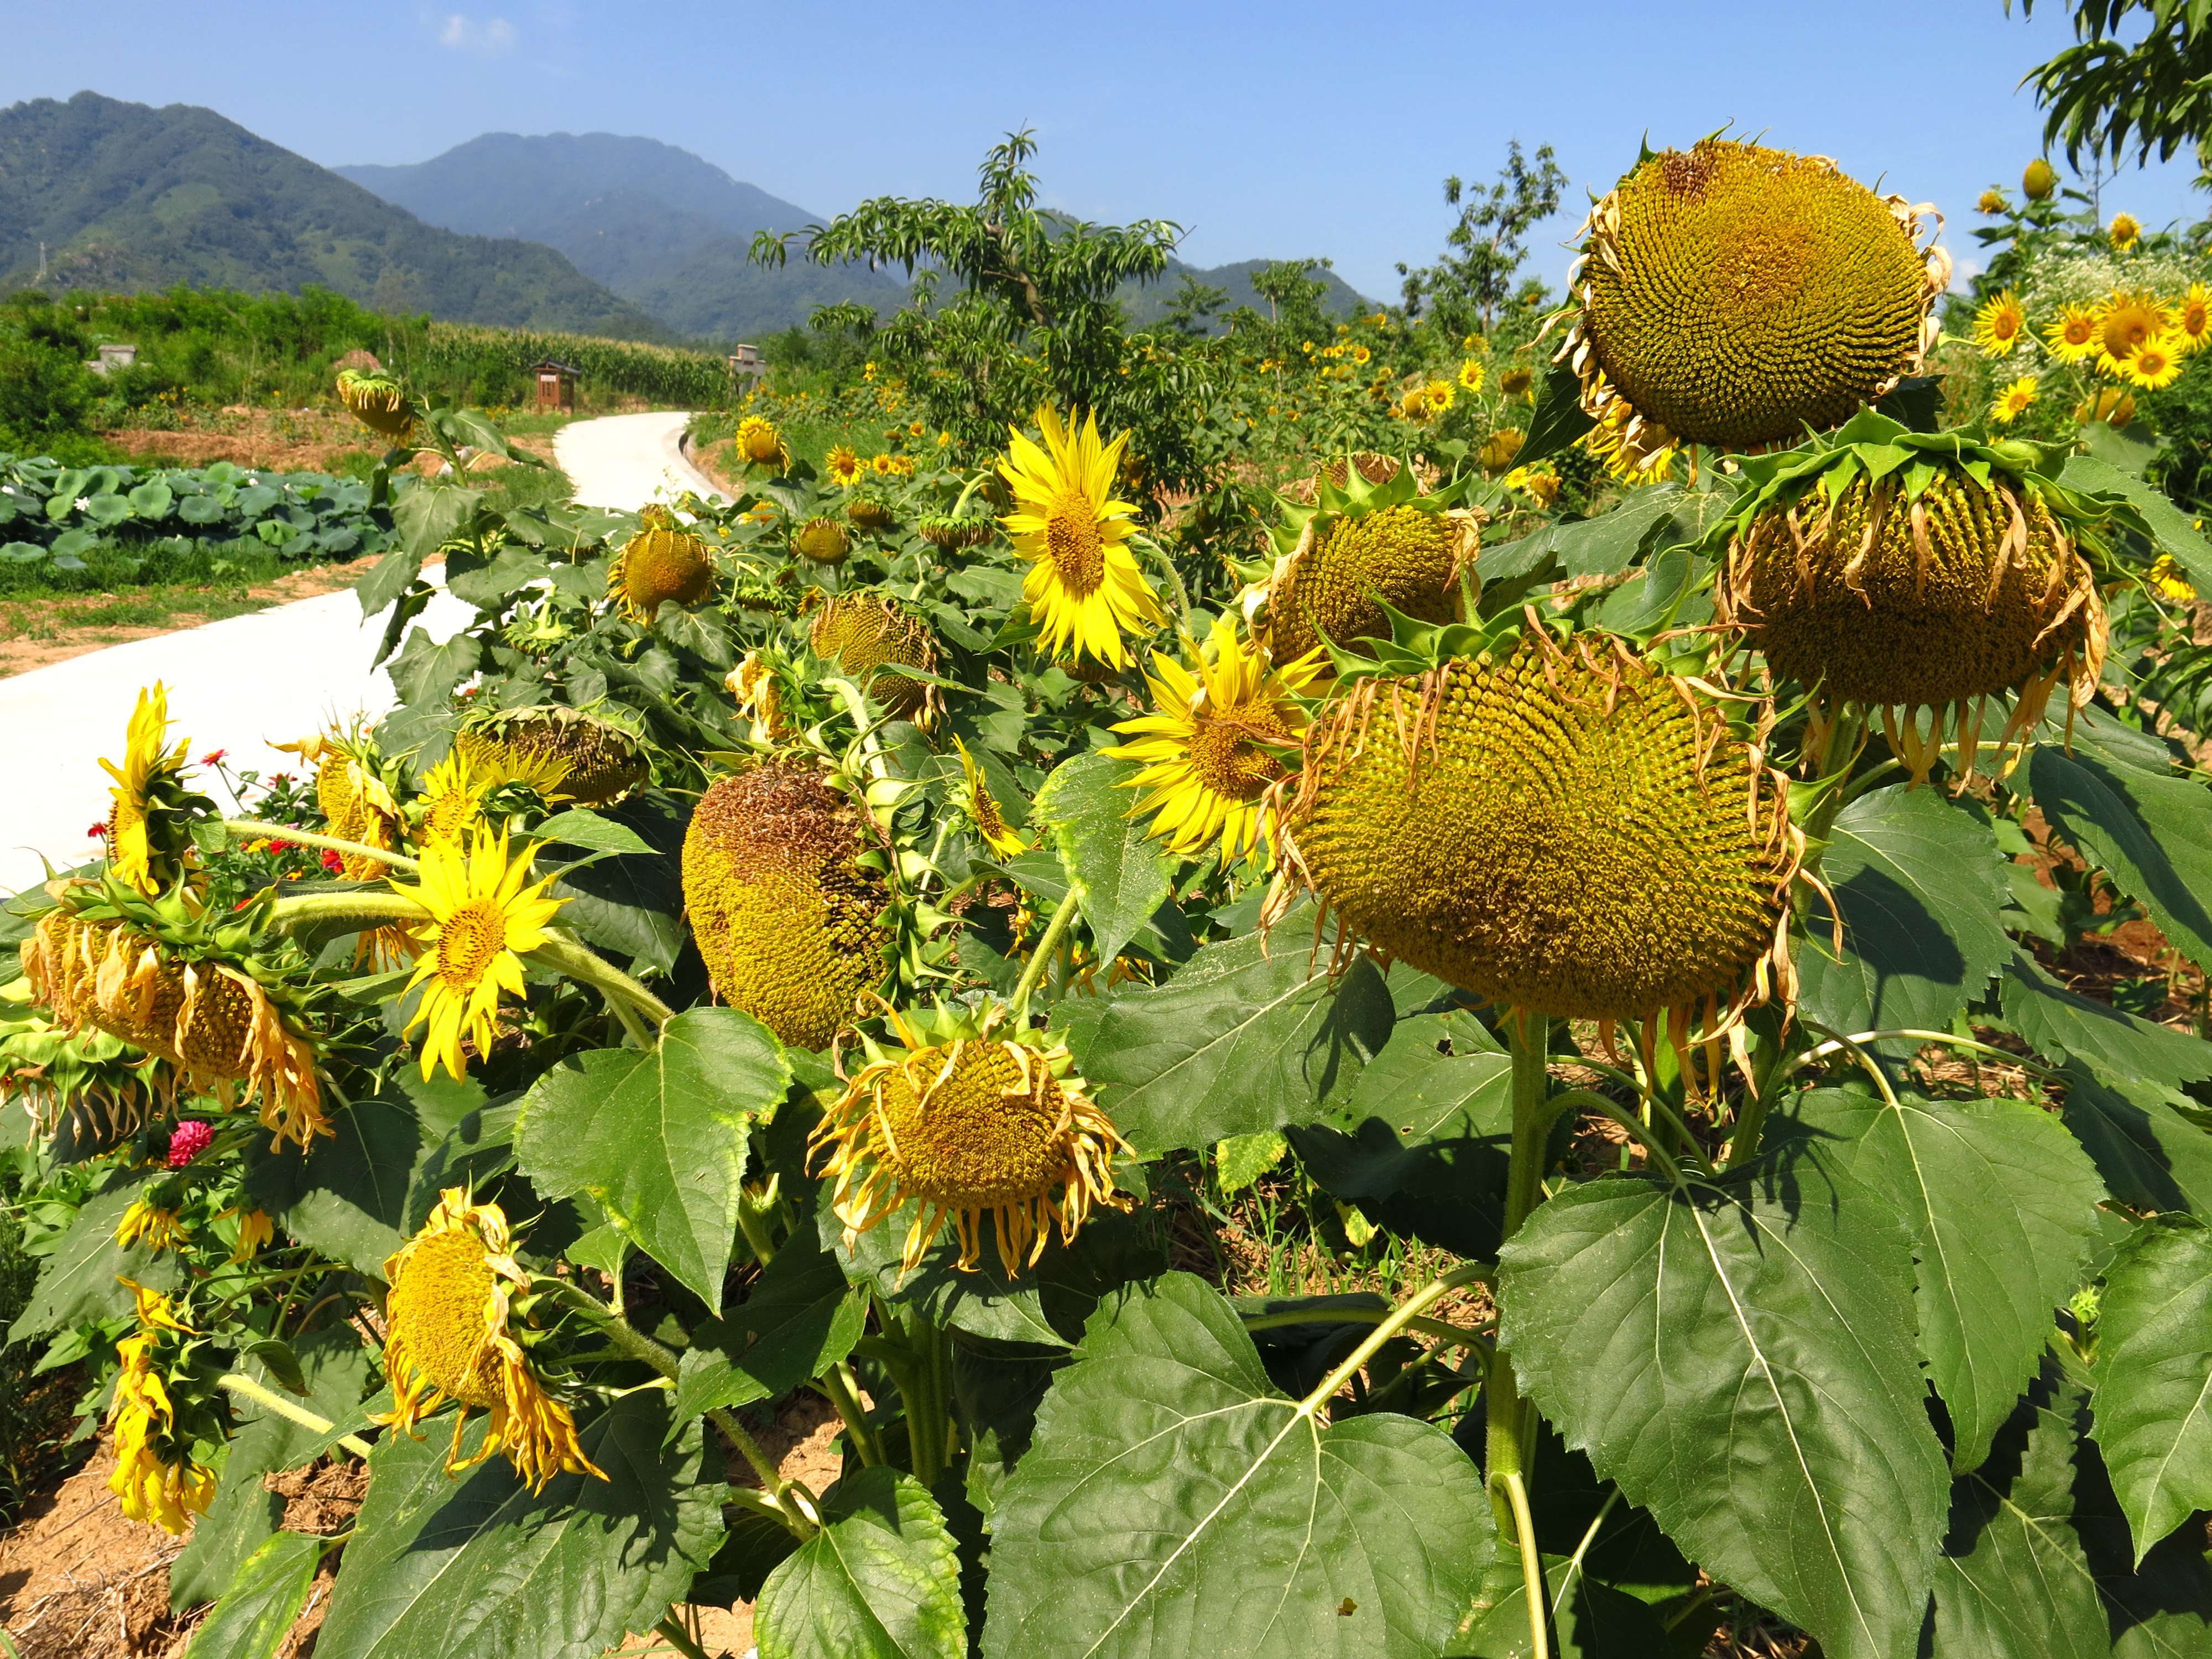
[0,410,716,898]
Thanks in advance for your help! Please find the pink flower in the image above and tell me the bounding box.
[199,749,227,766]
[167,1120,213,1167]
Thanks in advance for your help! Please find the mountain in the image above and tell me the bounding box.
[0,92,667,338]
[1119,256,1371,329]
[337,132,906,342]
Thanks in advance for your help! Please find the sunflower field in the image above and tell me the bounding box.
[9,135,2212,1659]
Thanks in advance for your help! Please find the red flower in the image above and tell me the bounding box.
[321,849,345,875]
[167,1119,213,1167]
[266,839,293,854]
[199,749,228,766]
[87,821,109,839]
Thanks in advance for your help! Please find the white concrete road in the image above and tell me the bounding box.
[0,410,720,898]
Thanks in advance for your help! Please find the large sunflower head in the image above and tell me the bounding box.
[20,888,326,1149]
[1715,417,2107,781]
[846,493,897,533]
[997,405,1166,670]
[409,750,494,850]
[1560,138,1945,468]
[100,684,211,898]
[379,1188,605,1493]
[2177,284,2212,354]
[456,706,646,807]
[1973,290,2029,357]
[806,592,939,724]
[1991,375,2039,424]
[336,369,415,440]
[916,513,994,551]
[2096,293,2171,375]
[2110,212,2142,252]
[811,999,1132,1277]
[0,978,168,1145]
[1106,616,1326,867]
[2123,333,2187,391]
[681,760,889,1051]
[390,830,564,1082]
[734,414,790,470]
[1281,633,1800,1035]
[1246,458,1477,664]
[607,521,717,623]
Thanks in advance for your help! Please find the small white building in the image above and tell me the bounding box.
[728,343,765,380]
[85,343,138,376]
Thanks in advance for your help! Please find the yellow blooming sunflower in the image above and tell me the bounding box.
[100,685,204,898]
[107,1284,217,1534]
[1972,290,2028,357]
[1105,618,1326,867]
[953,738,1026,857]
[1991,375,2039,424]
[1978,188,2008,215]
[733,414,789,469]
[811,1000,1131,1276]
[2097,294,2171,375]
[1457,359,1485,394]
[2176,283,2212,354]
[1422,379,1456,418]
[2150,554,2198,603]
[411,751,492,849]
[825,445,865,488]
[379,1188,605,1493]
[2122,333,2187,391]
[389,830,564,1082]
[2110,212,2142,251]
[997,405,1165,670]
[2044,304,2101,363]
[116,1196,187,1251]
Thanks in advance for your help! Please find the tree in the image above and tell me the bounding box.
[1396,141,1567,336]
[751,130,1210,493]
[1248,259,1335,347]
[2013,1,2212,175]
[1160,273,1229,338]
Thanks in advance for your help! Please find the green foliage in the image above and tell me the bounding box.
[2016,1,2212,173]
[1396,142,1568,337]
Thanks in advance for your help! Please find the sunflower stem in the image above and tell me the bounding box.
[653,1615,713,1659]
[1543,1088,1691,1182]
[1487,1010,1556,1659]
[1294,1260,1492,1416]
[265,891,426,933]
[1009,893,1081,1021]
[220,819,420,872]
[525,933,676,1028]
[817,1361,884,1468]
[214,1372,375,1460]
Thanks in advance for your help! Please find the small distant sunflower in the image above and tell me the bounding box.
[1500,364,1535,401]
[2077,386,2138,427]
[1352,344,1371,365]
[336,370,414,440]
[2122,333,2186,391]
[2150,554,2198,604]
[2110,212,2142,252]
[997,405,1165,670]
[1457,359,1485,394]
[607,521,716,623]
[825,445,865,488]
[100,684,207,898]
[733,415,789,470]
[1503,462,1562,505]
[2023,158,2058,200]
[1991,375,2039,424]
[379,1188,605,1493]
[2097,293,2171,375]
[1977,188,2008,215]
[2176,283,2212,354]
[1106,617,1326,867]
[953,738,1026,857]
[794,515,852,565]
[1973,290,2028,357]
[811,1000,1131,1276]
[389,830,563,1082]
[2044,304,2101,363]
[1422,379,1456,417]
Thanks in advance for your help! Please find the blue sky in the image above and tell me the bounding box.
[2,0,2200,304]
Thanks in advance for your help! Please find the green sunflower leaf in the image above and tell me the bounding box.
[1496,1160,1949,1659]
[2031,744,2212,972]
[7,1176,179,1343]
[1032,750,1176,973]
[189,1531,330,1659]
[2056,1062,2212,1217]
[671,1227,869,1425]
[2089,1217,2212,1563]
[754,1468,967,1659]
[2001,953,2212,1091]
[515,1006,790,1315]
[982,1272,1495,1658]
[1786,1088,2107,1472]
[313,1393,723,1659]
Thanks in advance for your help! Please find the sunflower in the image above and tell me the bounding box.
[2023,158,2058,200]
[607,522,716,623]
[116,1196,187,1251]
[336,369,414,440]
[100,684,206,898]
[277,728,403,880]
[107,1290,220,1533]
[811,1000,1132,1276]
[1500,365,1535,401]
[226,1207,275,1261]
[1106,618,1326,866]
[953,738,1026,857]
[733,414,789,470]
[1991,375,2039,424]
[1973,290,2028,357]
[997,405,1165,670]
[389,830,564,1082]
[2044,305,2101,363]
[2077,387,2138,427]
[411,751,493,849]
[2177,284,2212,354]
[1977,189,2008,215]
[2110,212,2142,252]
[2122,333,2186,391]
[1352,344,1372,365]
[1503,462,1562,505]
[1457,359,1485,394]
[379,1188,605,1493]
[2150,554,2198,604]
[2097,294,2171,375]
[1422,380,1456,417]
[825,445,866,488]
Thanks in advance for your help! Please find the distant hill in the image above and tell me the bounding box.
[1119,256,1372,329]
[0,92,667,340]
[337,132,906,342]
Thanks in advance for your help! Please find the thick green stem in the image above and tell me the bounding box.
[654,1615,713,1659]
[267,891,425,932]
[1489,1012,1556,1659]
[1009,892,1081,1020]
[818,1362,884,1468]
[1501,1469,1552,1659]
[525,933,676,1027]
[222,819,420,872]
[215,1372,375,1460]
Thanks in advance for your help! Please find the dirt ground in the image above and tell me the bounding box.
[0,1395,847,1658]
[104,409,382,477]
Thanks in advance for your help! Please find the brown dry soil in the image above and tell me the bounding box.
[0,1395,848,1658]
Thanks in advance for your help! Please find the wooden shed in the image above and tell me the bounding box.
[531,360,581,412]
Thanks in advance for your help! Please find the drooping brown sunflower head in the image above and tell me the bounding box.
[1249,464,1477,664]
[1281,633,1798,1031]
[1714,421,2107,780]
[806,592,938,723]
[456,706,648,806]
[795,516,852,566]
[811,1000,1131,1276]
[607,522,717,622]
[681,760,889,1051]
[916,514,994,552]
[846,494,896,533]
[1561,139,1946,469]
